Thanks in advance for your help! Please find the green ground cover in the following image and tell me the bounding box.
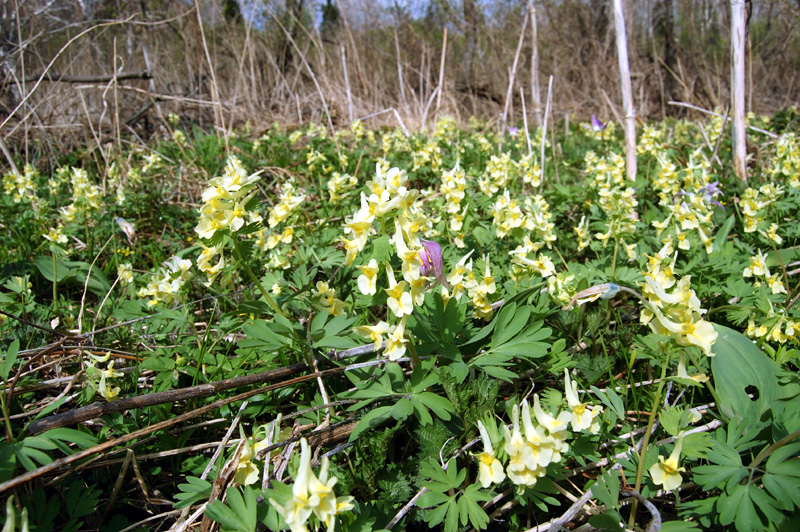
[1,111,800,531]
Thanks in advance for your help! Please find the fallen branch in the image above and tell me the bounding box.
[23,70,152,83]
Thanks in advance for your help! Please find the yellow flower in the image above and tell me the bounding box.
[475,420,505,488]
[676,353,709,383]
[385,263,413,318]
[649,307,718,356]
[564,370,593,431]
[354,321,392,352]
[43,226,67,244]
[383,317,409,361]
[270,438,352,532]
[98,361,123,401]
[649,434,686,491]
[356,259,379,295]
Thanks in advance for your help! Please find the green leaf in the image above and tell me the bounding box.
[1,339,20,381]
[390,398,414,420]
[719,484,763,531]
[349,406,393,441]
[417,490,450,507]
[415,392,454,421]
[491,303,529,347]
[591,469,620,509]
[34,255,73,283]
[693,440,746,492]
[240,319,292,350]
[588,510,624,531]
[659,520,700,531]
[421,458,456,490]
[591,385,626,421]
[713,214,736,252]
[460,484,491,530]
[204,486,258,532]
[140,356,175,373]
[711,324,788,421]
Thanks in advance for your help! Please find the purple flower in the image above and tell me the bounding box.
[418,240,448,288]
[507,126,519,138]
[591,115,607,132]
[701,181,724,208]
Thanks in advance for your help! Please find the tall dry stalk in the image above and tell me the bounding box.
[613,0,637,182]
[731,0,747,181]
[529,1,542,128]
[501,10,530,136]
[435,28,448,118]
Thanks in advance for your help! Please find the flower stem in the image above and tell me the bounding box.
[232,239,285,319]
[611,237,619,278]
[52,252,58,312]
[629,350,671,527]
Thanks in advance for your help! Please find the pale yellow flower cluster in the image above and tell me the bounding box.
[652,193,715,254]
[466,257,496,320]
[43,226,67,244]
[381,129,411,154]
[573,215,591,252]
[341,165,411,265]
[490,190,526,238]
[743,250,787,295]
[348,165,429,359]
[268,181,306,228]
[509,236,556,281]
[433,115,458,142]
[137,256,193,307]
[594,186,638,259]
[60,167,103,222]
[440,161,469,246]
[479,153,512,197]
[117,263,134,286]
[234,418,291,486]
[746,300,798,344]
[477,380,602,493]
[585,151,626,187]
[411,138,442,172]
[584,151,638,259]
[440,161,467,215]
[141,152,161,174]
[350,119,365,142]
[637,125,663,156]
[269,439,353,532]
[307,150,332,175]
[651,154,683,205]
[770,133,800,188]
[195,156,262,240]
[515,152,542,187]
[740,183,783,233]
[326,172,358,202]
[85,352,124,401]
[640,245,718,356]
[2,163,38,204]
[547,272,577,307]
[312,281,346,316]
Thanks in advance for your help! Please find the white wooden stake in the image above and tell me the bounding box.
[731,0,747,181]
[501,11,530,135]
[529,1,542,128]
[435,28,448,117]
[341,45,354,124]
[613,0,637,182]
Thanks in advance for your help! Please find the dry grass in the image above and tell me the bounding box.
[2,0,799,161]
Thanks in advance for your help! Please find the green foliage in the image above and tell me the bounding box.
[417,459,491,532]
[205,486,260,532]
[3,111,800,531]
